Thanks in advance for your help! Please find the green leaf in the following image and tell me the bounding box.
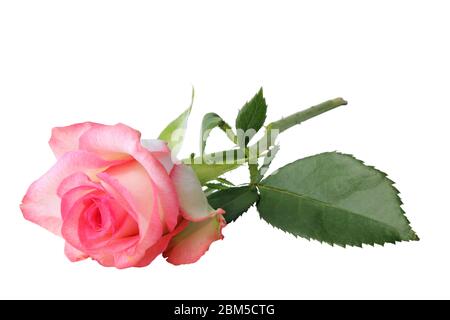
[236,87,268,146]
[200,113,235,154]
[189,163,241,185]
[257,152,418,247]
[208,186,259,223]
[158,88,194,150]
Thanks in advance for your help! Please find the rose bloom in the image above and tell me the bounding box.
[21,122,225,268]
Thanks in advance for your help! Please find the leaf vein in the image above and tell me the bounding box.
[257,183,400,233]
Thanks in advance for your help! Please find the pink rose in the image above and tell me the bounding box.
[21,122,225,268]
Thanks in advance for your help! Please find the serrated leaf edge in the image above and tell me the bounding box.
[209,187,259,223]
[257,151,419,248]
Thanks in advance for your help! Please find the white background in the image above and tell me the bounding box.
[0,1,449,299]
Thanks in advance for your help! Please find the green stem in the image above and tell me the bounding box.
[185,97,348,165]
[269,97,348,133]
[247,98,347,159]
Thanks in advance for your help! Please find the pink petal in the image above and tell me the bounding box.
[141,139,170,153]
[97,167,165,268]
[96,172,139,222]
[60,186,101,221]
[102,161,155,229]
[141,139,175,173]
[78,123,140,161]
[88,236,140,257]
[21,151,112,236]
[78,197,115,247]
[49,122,100,158]
[64,243,88,262]
[92,255,115,267]
[58,172,104,221]
[79,123,179,232]
[61,187,141,267]
[136,220,189,268]
[61,192,93,251]
[134,144,179,232]
[171,164,215,222]
[57,172,101,197]
[151,151,175,175]
[163,214,226,266]
[97,165,162,245]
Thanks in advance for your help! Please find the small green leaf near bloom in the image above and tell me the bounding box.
[236,88,268,146]
[257,152,418,247]
[208,186,259,223]
[189,163,241,185]
[158,88,194,151]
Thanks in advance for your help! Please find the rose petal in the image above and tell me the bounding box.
[62,187,141,265]
[79,123,140,161]
[141,139,170,153]
[171,164,216,222]
[78,197,115,246]
[135,220,189,267]
[57,172,101,197]
[163,214,226,265]
[97,168,165,268]
[58,172,104,221]
[102,161,155,226]
[79,123,179,232]
[64,243,88,262]
[141,139,175,173]
[21,151,111,236]
[134,144,179,232]
[49,122,100,158]
[61,192,93,251]
[97,164,162,245]
[60,186,101,221]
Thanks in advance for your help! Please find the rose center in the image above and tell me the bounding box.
[87,207,103,231]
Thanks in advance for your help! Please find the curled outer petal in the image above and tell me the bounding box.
[163,212,226,265]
